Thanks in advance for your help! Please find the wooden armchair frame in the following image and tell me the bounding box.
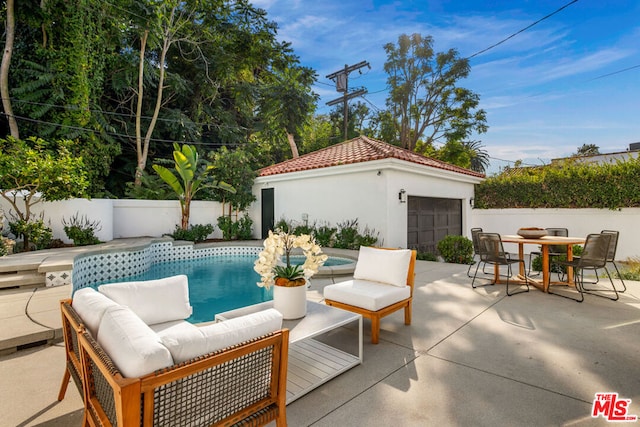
[58,299,86,402]
[325,248,417,344]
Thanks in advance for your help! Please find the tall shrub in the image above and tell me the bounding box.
[475,158,640,209]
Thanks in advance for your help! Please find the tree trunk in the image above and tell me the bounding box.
[134,30,149,186]
[1,0,20,139]
[134,14,173,186]
[287,132,299,158]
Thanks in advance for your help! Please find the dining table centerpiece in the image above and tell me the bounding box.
[254,230,328,319]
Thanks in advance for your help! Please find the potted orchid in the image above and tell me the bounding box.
[254,229,328,319]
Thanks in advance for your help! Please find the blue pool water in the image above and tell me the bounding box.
[95,254,353,323]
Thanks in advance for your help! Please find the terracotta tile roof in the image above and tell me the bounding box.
[258,136,485,178]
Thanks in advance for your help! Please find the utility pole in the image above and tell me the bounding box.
[326,60,370,141]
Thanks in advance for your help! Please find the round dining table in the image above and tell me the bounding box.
[499,234,586,293]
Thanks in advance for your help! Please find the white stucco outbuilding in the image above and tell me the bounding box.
[249,136,484,252]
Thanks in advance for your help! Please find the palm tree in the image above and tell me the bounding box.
[465,140,489,174]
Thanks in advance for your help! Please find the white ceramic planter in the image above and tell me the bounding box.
[273,283,307,319]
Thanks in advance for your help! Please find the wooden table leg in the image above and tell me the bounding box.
[542,245,550,292]
[566,244,574,285]
[518,243,525,276]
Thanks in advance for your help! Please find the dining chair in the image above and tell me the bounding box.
[573,230,627,293]
[472,233,530,296]
[551,233,617,302]
[597,230,626,292]
[467,228,486,277]
[527,228,568,276]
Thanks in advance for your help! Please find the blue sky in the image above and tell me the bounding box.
[252,0,639,174]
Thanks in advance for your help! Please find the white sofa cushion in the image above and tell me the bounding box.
[200,309,283,355]
[98,275,192,325]
[151,309,283,363]
[353,247,412,287]
[72,287,120,337]
[97,305,174,378]
[324,279,411,311]
[150,320,205,364]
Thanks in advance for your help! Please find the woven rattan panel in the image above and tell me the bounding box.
[91,359,118,426]
[152,346,274,427]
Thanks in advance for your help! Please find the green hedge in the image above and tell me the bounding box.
[474,158,640,209]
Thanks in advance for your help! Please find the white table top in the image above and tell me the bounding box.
[215,300,361,343]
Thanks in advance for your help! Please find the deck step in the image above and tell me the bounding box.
[0,271,46,289]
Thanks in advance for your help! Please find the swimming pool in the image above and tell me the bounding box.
[73,240,355,323]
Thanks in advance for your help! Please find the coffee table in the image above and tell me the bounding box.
[215,300,363,404]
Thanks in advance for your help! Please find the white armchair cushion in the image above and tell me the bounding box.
[98,275,192,325]
[72,287,120,337]
[324,279,411,311]
[97,305,174,378]
[353,247,412,287]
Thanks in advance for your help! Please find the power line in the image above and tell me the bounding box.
[589,64,640,81]
[467,0,580,59]
[4,113,241,147]
[3,97,250,131]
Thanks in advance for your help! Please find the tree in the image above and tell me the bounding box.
[153,144,234,230]
[415,139,489,173]
[208,146,257,217]
[328,102,370,141]
[575,144,600,157]
[8,0,120,195]
[0,137,89,251]
[0,0,19,139]
[258,66,318,158]
[133,1,200,186]
[299,114,335,154]
[383,33,487,151]
[466,140,490,173]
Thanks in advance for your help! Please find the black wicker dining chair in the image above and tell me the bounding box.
[551,233,617,302]
[472,233,530,296]
[467,228,487,278]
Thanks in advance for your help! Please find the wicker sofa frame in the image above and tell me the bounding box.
[58,299,289,426]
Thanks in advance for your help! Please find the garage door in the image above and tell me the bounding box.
[407,196,462,254]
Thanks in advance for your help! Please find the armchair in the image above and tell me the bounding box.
[324,247,416,344]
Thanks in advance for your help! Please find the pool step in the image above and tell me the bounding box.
[0,270,46,289]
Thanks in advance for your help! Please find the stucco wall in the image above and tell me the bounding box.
[112,199,224,239]
[0,197,114,243]
[0,198,224,242]
[470,208,640,260]
[2,194,638,261]
[252,158,480,248]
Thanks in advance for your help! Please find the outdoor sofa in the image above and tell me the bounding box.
[58,275,289,426]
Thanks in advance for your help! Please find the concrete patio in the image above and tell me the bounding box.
[1,253,639,426]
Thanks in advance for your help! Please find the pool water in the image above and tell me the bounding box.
[94,254,354,323]
[287,255,353,266]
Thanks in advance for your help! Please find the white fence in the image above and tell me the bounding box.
[1,198,638,260]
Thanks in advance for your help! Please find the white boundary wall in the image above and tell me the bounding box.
[470,208,640,260]
[0,198,224,243]
[2,196,638,260]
